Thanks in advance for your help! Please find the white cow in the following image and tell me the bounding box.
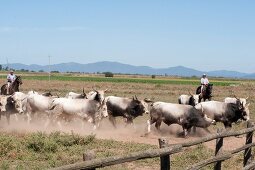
[49,97,108,130]
[224,97,248,107]
[195,101,250,129]
[25,91,58,123]
[147,102,215,137]
[0,95,19,124]
[178,94,200,106]
[65,88,86,99]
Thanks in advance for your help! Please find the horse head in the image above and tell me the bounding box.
[15,76,23,85]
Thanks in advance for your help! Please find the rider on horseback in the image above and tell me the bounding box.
[7,70,16,94]
[200,73,209,94]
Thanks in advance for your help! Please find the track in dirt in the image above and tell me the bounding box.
[0,114,249,151]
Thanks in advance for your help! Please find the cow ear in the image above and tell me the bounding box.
[144,98,153,103]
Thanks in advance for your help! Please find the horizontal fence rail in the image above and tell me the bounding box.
[51,121,255,170]
[187,143,255,170]
[51,145,182,170]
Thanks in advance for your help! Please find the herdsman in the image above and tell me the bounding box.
[7,70,16,94]
[200,73,209,93]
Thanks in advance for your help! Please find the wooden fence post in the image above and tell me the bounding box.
[214,128,224,170]
[82,150,96,170]
[159,138,170,170]
[244,121,255,167]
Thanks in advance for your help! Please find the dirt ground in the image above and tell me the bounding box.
[0,113,250,152]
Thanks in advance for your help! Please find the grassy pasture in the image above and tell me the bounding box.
[0,73,255,169]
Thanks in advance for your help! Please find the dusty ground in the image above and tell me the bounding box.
[0,113,250,153]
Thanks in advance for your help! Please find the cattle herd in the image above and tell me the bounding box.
[0,88,250,137]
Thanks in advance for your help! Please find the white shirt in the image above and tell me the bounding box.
[7,74,16,82]
[201,77,209,85]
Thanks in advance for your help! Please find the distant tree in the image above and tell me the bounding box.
[104,72,114,77]
[151,75,156,79]
[38,70,44,73]
[0,64,2,70]
[51,71,59,73]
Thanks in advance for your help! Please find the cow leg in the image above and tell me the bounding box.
[155,120,162,132]
[224,122,232,131]
[6,114,10,125]
[14,114,19,122]
[109,115,117,128]
[204,127,211,134]
[192,126,197,134]
[57,121,63,130]
[26,113,32,124]
[125,117,134,128]
[146,120,151,133]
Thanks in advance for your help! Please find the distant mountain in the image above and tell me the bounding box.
[1,61,253,78]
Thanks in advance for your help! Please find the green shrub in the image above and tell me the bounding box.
[104,72,114,77]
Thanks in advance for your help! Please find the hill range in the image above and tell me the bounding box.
[2,61,254,79]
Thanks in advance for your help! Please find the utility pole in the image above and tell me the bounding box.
[48,55,51,83]
[6,58,9,71]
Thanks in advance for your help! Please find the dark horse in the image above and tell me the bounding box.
[196,84,213,102]
[0,76,22,95]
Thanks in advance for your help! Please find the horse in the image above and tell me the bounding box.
[196,84,213,102]
[1,76,23,95]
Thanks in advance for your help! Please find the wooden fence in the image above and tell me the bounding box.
[51,121,255,170]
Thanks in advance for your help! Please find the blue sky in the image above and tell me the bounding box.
[0,0,254,73]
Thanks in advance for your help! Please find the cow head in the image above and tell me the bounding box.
[189,92,200,106]
[141,98,153,114]
[11,92,26,114]
[236,101,250,121]
[130,96,146,117]
[240,102,250,121]
[88,88,107,104]
[206,84,213,95]
[0,96,7,112]
[98,99,108,118]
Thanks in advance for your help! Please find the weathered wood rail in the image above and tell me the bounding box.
[51,121,255,170]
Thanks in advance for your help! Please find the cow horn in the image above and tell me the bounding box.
[246,96,249,100]
[104,89,108,92]
[135,95,138,100]
[92,86,98,92]
[234,95,239,100]
[188,91,193,96]
[82,87,85,94]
